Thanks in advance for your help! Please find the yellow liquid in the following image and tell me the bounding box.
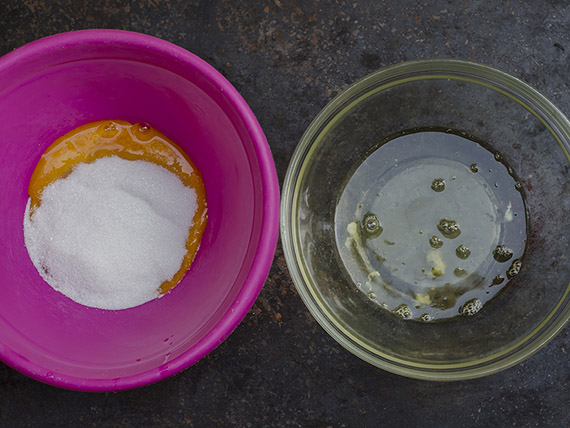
[28,120,207,294]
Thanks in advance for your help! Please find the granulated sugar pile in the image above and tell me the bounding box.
[23,156,197,310]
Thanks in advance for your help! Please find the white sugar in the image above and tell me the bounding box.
[23,156,197,310]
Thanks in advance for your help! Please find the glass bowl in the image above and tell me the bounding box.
[281,59,570,380]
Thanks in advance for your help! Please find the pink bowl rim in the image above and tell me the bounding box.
[0,29,280,391]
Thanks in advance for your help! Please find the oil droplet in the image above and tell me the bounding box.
[361,212,383,239]
[429,235,443,249]
[368,292,377,300]
[460,298,482,316]
[455,245,471,260]
[437,219,461,239]
[421,314,432,322]
[393,304,412,319]
[470,163,478,173]
[515,182,522,191]
[507,259,522,279]
[491,274,504,286]
[431,178,445,192]
[493,245,513,262]
[454,267,467,277]
[494,182,499,188]
[494,152,502,161]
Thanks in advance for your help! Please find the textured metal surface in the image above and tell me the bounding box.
[1,1,569,426]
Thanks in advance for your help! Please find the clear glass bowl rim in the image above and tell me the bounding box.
[280,59,570,381]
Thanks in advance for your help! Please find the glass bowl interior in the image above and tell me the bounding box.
[281,60,570,380]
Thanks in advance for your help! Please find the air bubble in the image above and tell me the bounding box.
[429,236,443,249]
[507,259,522,278]
[454,267,467,277]
[361,212,383,239]
[131,122,154,142]
[470,164,478,173]
[460,298,482,316]
[431,178,445,192]
[368,292,377,300]
[493,245,513,262]
[421,314,432,322]
[455,245,471,260]
[494,152,502,161]
[437,219,461,239]
[515,182,522,191]
[393,304,412,319]
[98,121,119,138]
[138,122,151,134]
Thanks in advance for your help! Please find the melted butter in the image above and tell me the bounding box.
[28,120,207,294]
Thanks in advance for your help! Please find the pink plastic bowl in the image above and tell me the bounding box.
[0,30,279,391]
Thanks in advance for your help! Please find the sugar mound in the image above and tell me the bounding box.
[23,156,197,310]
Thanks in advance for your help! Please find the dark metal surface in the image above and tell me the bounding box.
[1,1,569,426]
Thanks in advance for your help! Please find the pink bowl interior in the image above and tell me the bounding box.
[0,30,279,391]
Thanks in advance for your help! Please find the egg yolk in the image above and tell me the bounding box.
[28,120,207,294]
